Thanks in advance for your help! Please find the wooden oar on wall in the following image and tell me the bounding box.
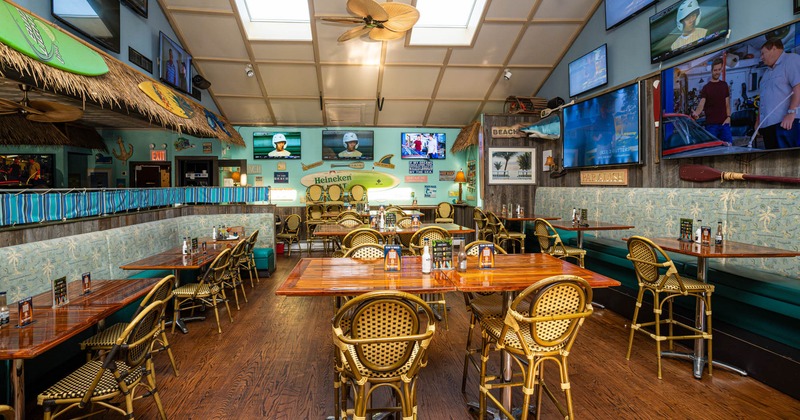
[680,164,800,184]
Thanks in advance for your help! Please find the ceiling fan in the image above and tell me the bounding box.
[322,0,420,42]
[0,84,83,123]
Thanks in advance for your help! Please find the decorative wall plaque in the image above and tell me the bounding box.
[580,169,628,186]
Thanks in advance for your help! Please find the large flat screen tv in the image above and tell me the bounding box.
[568,44,608,97]
[562,82,641,169]
[0,154,55,188]
[606,0,658,31]
[158,32,192,94]
[661,21,800,159]
[52,0,121,53]
[321,130,374,161]
[401,133,446,159]
[649,0,729,64]
[253,132,302,160]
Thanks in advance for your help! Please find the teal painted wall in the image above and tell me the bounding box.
[537,0,796,100]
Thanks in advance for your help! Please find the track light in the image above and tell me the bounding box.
[245,64,254,78]
[503,68,512,80]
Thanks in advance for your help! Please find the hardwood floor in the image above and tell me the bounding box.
[28,253,799,419]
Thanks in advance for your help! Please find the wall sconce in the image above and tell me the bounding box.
[454,169,467,204]
[544,155,567,178]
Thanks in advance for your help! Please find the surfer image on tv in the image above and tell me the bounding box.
[338,132,362,158]
[671,0,707,51]
[268,133,291,157]
[165,49,177,86]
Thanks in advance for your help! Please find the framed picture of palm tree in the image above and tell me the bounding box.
[488,148,536,184]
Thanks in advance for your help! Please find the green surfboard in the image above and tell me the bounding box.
[0,1,108,76]
[301,170,400,190]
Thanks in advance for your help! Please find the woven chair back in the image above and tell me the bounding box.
[325,203,344,214]
[512,275,592,350]
[200,248,232,291]
[327,184,345,202]
[349,184,367,203]
[626,236,680,288]
[533,219,559,252]
[396,216,413,228]
[306,184,325,203]
[464,240,506,256]
[385,205,405,214]
[342,228,383,249]
[409,226,451,253]
[473,207,488,230]
[245,229,259,253]
[436,202,454,219]
[343,243,385,259]
[306,204,325,221]
[283,214,302,233]
[337,210,361,221]
[136,275,175,316]
[114,300,164,375]
[338,217,362,228]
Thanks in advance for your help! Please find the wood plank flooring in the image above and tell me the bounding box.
[27,253,800,419]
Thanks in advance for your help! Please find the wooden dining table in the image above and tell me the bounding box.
[549,220,635,248]
[0,278,160,420]
[638,237,800,379]
[496,214,560,238]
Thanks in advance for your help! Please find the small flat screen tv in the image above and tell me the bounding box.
[52,0,121,53]
[606,0,658,31]
[253,132,302,160]
[568,44,608,97]
[650,0,729,64]
[321,130,374,161]
[401,133,446,159]
[158,32,192,94]
[0,154,55,188]
[661,20,800,159]
[562,82,641,169]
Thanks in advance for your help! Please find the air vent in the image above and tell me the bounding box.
[325,103,366,125]
[128,47,153,74]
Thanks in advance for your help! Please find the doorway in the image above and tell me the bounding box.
[176,156,218,186]
[67,152,88,188]
[130,161,172,188]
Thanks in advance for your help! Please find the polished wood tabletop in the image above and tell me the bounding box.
[313,222,475,238]
[454,253,621,292]
[645,237,800,259]
[497,214,560,221]
[276,257,456,296]
[549,220,635,231]
[0,278,160,360]
[396,223,475,235]
[119,240,233,270]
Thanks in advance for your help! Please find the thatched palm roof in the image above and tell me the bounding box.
[0,115,108,151]
[0,2,243,146]
[451,121,481,153]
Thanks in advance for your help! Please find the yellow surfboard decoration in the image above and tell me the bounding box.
[138,81,195,119]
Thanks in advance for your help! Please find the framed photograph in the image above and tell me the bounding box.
[122,0,148,20]
[488,147,536,184]
[795,0,800,15]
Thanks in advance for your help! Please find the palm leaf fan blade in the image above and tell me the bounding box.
[321,16,365,24]
[0,98,21,114]
[338,26,372,42]
[347,0,388,21]
[369,27,405,41]
[26,101,83,123]
[380,3,420,32]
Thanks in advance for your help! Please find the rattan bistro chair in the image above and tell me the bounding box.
[487,211,525,253]
[238,229,261,285]
[38,301,169,420]
[223,240,249,310]
[434,201,455,223]
[333,291,436,420]
[334,227,383,257]
[626,236,715,379]
[342,243,386,260]
[0,405,13,420]
[409,226,452,329]
[277,214,303,256]
[477,276,593,420]
[306,183,326,204]
[172,248,234,334]
[533,218,586,267]
[473,207,493,242]
[80,275,179,377]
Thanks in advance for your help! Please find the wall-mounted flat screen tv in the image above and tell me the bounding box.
[562,82,641,169]
[52,0,121,53]
[253,132,302,159]
[0,154,55,188]
[401,133,446,159]
[158,32,192,94]
[661,20,800,159]
[568,44,608,97]
[649,0,729,64]
[321,130,374,161]
[606,0,658,31]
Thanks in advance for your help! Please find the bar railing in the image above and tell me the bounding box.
[0,186,270,227]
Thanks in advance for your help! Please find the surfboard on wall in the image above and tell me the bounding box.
[138,81,196,119]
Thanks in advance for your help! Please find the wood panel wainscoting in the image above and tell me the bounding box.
[18,253,798,418]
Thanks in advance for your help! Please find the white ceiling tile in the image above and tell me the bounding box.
[437,68,497,99]
[428,101,482,126]
[509,24,580,65]
[381,67,439,98]
[260,64,319,97]
[321,66,379,98]
[315,23,383,64]
[200,61,262,95]
[534,0,598,20]
[163,0,232,11]
[481,101,507,115]
[384,42,447,64]
[216,97,273,124]
[313,0,349,16]
[251,42,315,62]
[375,100,430,126]
[271,99,324,125]
[324,100,377,126]
[485,1,534,19]
[172,13,248,60]
[449,23,522,65]
[489,68,551,100]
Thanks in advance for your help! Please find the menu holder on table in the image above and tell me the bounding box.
[18,297,34,327]
[384,245,402,272]
[679,218,694,242]
[81,272,92,294]
[432,239,453,270]
[191,237,199,253]
[478,243,495,269]
[385,212,397,228]
[51,276,69,308]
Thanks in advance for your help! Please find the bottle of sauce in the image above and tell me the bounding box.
[715,221,724,245]
[695,219,702,244]
[421,238,432,274]
[457,244,467,272]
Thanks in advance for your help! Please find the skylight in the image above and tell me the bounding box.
[409,0,487,46]
[237,0,312,41]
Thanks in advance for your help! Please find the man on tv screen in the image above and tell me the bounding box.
[339,132,362,158]
[671,0,707,51]
[165,49,177,86]
[759,38,800,149]
[425,134,439,159]
[591,97,616,165]
[268,133,291,157]
[691,58,732,145]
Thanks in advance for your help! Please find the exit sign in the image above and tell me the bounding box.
[151,150,167,161]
